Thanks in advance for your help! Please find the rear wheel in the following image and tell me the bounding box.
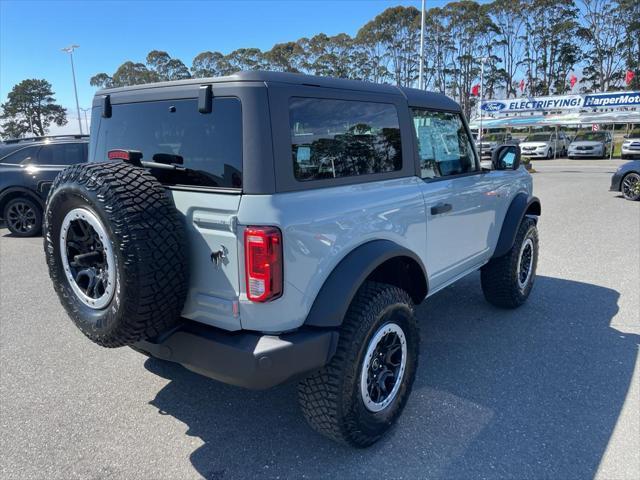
[621,172,640,201]
[298,281,419,447]
[4,197,42,237]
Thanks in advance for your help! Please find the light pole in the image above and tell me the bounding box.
[418,0,426,90]
[475,56,488,140]
[80,108,91,133]
[62,45,83,135]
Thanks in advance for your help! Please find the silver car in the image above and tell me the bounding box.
[520,132,569,159]
[568,131,612,159]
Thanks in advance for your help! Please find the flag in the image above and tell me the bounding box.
[592,124,600,132]
[570,74,577,89]
[471,84,480,96]
[519,79,525,92]
[626,70,635,86]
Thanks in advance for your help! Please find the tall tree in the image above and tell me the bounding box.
[577,0,626,92]
[489,0,527,98]
[264,42,305,72]
[523,0,580,95]
[300,33,355,78]
[617,0,640,90]
[443,1,497,117]
[90,51,189,88]
[0,79,67,138]
[226,48,266,72]
[191,51,233,77]
[146,50,191,81]
[356,6,421,86]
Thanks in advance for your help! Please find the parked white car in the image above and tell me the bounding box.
[567,131,612,159]
[520,132,570,159]
[621,132,640,159]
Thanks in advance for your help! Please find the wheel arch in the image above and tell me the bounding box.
[0,187,44,218]
[492,193,541,259]
[304,240,428,328]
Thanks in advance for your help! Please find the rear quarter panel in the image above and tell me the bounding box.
[237,176,426,333]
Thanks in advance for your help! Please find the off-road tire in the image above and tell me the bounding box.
[481,217,538,309]
[298,281,419,447]
[44,161,188,347]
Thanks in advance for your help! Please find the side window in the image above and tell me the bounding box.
[289,97,402,181]
[1,146,39,165]
[410,109,477,179]
[37,143,87,165]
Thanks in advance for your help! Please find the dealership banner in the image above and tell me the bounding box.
[481,91,640,114]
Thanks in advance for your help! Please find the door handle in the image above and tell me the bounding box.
[431,203,452,215]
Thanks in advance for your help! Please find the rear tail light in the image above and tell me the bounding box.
[244,226,283,302]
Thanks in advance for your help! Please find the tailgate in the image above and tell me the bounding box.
[171,190,241,331]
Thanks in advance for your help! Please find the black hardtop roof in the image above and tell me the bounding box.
[96,70,460,112]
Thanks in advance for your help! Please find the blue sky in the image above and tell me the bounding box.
[1,0,461,133]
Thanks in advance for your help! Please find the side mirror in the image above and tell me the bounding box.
[492,144,521,171]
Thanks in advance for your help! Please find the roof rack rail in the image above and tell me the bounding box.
[2,134,89,145]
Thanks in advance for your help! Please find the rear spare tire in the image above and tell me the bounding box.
[44,161,188,347]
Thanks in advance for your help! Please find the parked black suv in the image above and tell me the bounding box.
[0,135,88,236]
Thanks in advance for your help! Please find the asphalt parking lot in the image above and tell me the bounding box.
[1,159,638,480]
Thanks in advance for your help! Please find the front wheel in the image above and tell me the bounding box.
[298,282,419,447]
[546,148,553,159]
[481,217,539,308]
[621,172,640,201]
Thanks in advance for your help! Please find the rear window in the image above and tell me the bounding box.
[289,97,402,181]
[93,98,242,189]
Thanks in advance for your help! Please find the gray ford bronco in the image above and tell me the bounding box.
[44,71,540,447]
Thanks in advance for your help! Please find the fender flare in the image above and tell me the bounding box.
[492,193,541,259]
[304,240,428,328]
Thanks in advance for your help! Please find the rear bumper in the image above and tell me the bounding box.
[134,321,338,390]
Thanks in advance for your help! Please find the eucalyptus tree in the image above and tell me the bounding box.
[522,0,580,95]
[146,50,191,81]
[191,51,233,78]
[488,0,527,97]
[356,6,421,86]
[441,1,497,117]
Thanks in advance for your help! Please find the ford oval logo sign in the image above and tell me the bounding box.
[481,102,506,112]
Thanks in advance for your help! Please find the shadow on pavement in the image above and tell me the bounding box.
[143,274,638,479]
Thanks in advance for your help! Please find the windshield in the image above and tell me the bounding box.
[626,132,640,139]
[574,132,607,141]
[523,134,550,142]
